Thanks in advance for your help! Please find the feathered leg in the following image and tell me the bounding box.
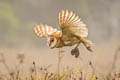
[81,39,94,52]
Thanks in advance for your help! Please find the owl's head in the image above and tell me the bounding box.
[33,24,61,49]
[47,36,57,49]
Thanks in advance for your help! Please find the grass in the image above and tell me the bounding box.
[0,47,120,80]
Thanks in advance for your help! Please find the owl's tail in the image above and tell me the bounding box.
[81,38,95,52]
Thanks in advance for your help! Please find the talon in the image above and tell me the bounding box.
[87,46,93,52]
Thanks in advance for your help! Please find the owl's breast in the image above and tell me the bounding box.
[62,35,80,46]
[55,39,64,48]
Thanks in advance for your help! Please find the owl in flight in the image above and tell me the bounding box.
[33,9,94,58]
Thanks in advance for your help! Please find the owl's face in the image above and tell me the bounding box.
[47,37,57,49]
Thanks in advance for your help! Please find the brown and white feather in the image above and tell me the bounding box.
[33,24,60,38]
[58,10,88,38]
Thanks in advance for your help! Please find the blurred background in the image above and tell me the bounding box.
[0,0,120,48]
[0,0,120,76]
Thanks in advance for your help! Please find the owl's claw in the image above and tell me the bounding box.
[71,48,80,58]
[87,46,93,52]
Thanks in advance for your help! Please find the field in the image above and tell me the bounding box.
[0,39,120,80]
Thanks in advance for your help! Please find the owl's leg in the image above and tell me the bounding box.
[82,39,93,52]
[75,42,80,49]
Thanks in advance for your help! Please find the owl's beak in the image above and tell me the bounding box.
[48,43,52,48]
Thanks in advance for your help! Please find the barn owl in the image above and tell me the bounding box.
[33,9,94,58]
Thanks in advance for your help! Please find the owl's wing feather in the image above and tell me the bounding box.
[33,24,60,38]
[58,10,88,38]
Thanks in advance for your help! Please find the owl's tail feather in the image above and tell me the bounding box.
[81,39,95,52]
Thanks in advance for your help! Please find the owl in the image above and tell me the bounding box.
[33,9,94,58]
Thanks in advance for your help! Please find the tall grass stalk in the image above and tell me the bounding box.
[57,48,64,80]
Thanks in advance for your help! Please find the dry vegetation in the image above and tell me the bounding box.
[0,47,120,80]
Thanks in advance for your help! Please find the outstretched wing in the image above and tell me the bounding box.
[58,9,88,38]
[33,24,61,38]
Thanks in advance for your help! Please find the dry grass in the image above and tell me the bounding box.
[0,46,120,80]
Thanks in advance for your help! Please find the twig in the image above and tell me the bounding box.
[111,47,120,71]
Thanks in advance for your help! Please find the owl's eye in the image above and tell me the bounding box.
[50,38,54,42]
